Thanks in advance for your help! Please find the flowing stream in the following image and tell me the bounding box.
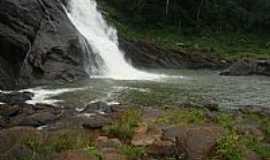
[66,0,163,80]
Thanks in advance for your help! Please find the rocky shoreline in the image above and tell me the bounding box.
[0,91,269,160]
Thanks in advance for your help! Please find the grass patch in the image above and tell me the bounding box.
[120,145,145,160]
[243,136,270,159]
[22,129,94,160]
[215,113,235,129]
[156,108,206,126]
[87,146,103,160]
[215,130,244,160]
[104,108,142,141]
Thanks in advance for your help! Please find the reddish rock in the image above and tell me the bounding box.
[147,140,176,157]
[96,136,122,149]
[131,124,162,146]
[164,126,223,160]
[101,148,127,160]
[55,151,97,160]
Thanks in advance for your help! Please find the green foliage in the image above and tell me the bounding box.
[246,113,270,137]
[216,131,244,160]
[243,136,270,159]
[104,108,142,140]
[120,145,145,160]
[216,113,235,129]
[98,0,270,33]
[87,146,103,160]
[22,129,93,160]
[156,108,206,126]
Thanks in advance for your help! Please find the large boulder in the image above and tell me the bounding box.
[0,0,90,89]
[220,59,270,76]
[163,126,223,160]
[119,39,228,70]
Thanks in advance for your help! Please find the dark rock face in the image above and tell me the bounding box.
[0,92,33,104]
[120,39,229,70]
[0,0,90,89]
[84,101,113,114]
[220,59,270,76]
[0,103,61,128]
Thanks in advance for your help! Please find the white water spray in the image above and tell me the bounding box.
[66,0,163,80]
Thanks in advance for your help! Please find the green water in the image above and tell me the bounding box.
[42,69,270,110]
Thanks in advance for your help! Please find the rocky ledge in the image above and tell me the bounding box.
[120,39,230,70]
[0,0,90,90]
[0,92,269,160]
[220,59,270,76]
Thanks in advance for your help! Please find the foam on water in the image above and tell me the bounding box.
[66,0,167,81]
[22,87,85,105]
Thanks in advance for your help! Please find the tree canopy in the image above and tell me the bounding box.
[99,0,270,33]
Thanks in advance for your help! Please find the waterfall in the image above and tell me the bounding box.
[66,0,162,80]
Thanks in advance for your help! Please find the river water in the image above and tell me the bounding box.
[26,69,270,110]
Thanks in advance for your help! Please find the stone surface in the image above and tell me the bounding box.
[19,111,58,127]
[131,123,162,146]
[0,0,90,89]
[147,140,176,158]
[220,59,270,76]
[84,101,113,114]
[0,92,33,104]
[82,115,110,129]
[120,38,229,70]
[55,151,98,160]
[163,126,223,160]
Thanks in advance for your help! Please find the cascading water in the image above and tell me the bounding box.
[66,0,163,80]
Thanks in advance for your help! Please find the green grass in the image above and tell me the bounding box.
[156,108,206,126]
[22,129,94,160]
[104,108,142,140]
[215,130,244,160]
[120,145,145,160]
[243,136,270,159]
[215,113,235,129]
[87,146,103,160]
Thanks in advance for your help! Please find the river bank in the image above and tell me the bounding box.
[0,92,269,160]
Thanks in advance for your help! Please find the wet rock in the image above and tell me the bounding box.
[0,0,90,89]
[163,126,223,160]
[84,101,113,114]
[82,115,110,129]
[19,111,58,127]
[220,59,270,76]
[0,92,33,104]
[0,104,21,117]
[55,150,98,160]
